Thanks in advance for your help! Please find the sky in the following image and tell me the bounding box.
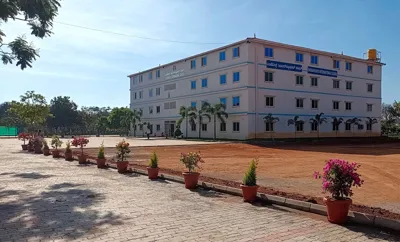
[1,0,399,108]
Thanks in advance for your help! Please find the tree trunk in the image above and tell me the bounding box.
[198,117,201,139]
[317,125,320,140]
[186,116,188,139]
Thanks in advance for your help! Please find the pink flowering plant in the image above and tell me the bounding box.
[314,159,363,200]
[180,152,204,173]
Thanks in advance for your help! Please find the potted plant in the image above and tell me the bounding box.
[64,141,73,161]
[42,140,50,156]
[240,159,259,202]
[71,137,89,164]
[33,137,43,154]
[116,140,130,173]
[18,133,31,150]
[27,138,34,152]
[147,152,159,179]
[96,142,106,168]
[180,152,204,189]
[51,135,63,158]
[314,159,363,224]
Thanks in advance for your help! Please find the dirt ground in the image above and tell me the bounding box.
[83,142,400,214]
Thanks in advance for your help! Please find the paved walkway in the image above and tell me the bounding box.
[0,140,398,242]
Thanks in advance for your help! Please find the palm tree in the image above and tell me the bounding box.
[138,121,147,137]
[263,113,279,144]
[346,117,362,136]
[177,106,196,138]
[203,102,228,140]
[190,102,211,139]
[366,117,378,136]
[331,117,343,137]
[131,109,142,137]
[287,116,304,140]
[309,112,327,140]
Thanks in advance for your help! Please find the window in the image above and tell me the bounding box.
[346,81,352,90]
[311,99,319,109]
[191,123,196,131]
[232,96,240,107]
[346,62,352,71]
[333,101,339,110]
[139,75,143,83]
[332,123,339,131]
[296,98,304,108]
[149,89,153,97]
[173,65,176,71]
[311,55,318,65]
[164,101,176,110]
[233,122,240,132]
[311,122,318,131]
[333,60,340,69]
[156,70,160,79]
[367,104,372,112]
[367,65,373,74]
[149,106,153,114]
[233,72,240,82]
[190,60,196,69]
[367,123,372,131]
[156,106,160,113]
[134,92,137,99]
[333,80,340,89]
[345,102,351,110]
[148,72,153,80]
[233,47,240,58]
[296,75,304,85]
[201,78,208,88]
[139,91,143,99]
[156,87,161,96]
[367,84,373,92]
[220,97,227,105]
[265,122,274,132]
[311,77,318,87]
[345,123,351,131]
[265,72,273,82]
[220,74,227,85]
[201,123,207,131]
[296,122,304,132]
[156,125,160,131]
[191,101,197,108]
[219,51,226,61]
[296,53,303,62]
[201,56,207,66]
[265,96,274,107]
[191,80,196,90]
[265,47,273,58]
[220,122,226,132]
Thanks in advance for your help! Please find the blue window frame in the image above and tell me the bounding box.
[367,65,373,74]
[232,96,240,107]
[191,101,197,108]
[156,70,160,78]
[219,51,226,61]
[191,60,196,69]
[265,47,273,58]
[311,55,318,65]
[334,60,340,69]
[233,72,240,82]
[191,80,196,90]
[296,53,303,62]
[149,89,153,97]
[220,74,227,85]
[233,47,240,58]
[346,62,352,71]
[201,56,207,66]
[148,72,153,80]
[220,98,227,105]
[201,78,208,88]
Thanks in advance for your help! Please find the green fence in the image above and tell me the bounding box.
[0,126,18,136]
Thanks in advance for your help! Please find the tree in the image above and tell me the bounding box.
[190,103,211,139]
[95,116,109,136]
[108,107,133,135]
[138,121,147,137]
[131,109,142,137]
[346,117,362,136]
[0,102,10,119]
[120,113,132,137]
[263,113,279,144]
[9,91,51,133]
[0,0,61,69]
[47,96,79,133]
[366,117,378,136]
[177,106,196,138]
[287,116,303,140]
[309,112,327,140]
[203,102,228,140]
[331,117,344,137]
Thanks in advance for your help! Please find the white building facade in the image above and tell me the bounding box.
[129,38,383,140]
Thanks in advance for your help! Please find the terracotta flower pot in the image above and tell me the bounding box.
[64,151,73,161]
[28,144,34,152]
[21,144,28,151]
[96,158,106,168]
[323,197,352,224]
[182,172,200,189]
[240,184,259,202]
[43,147,50,156]
[147,167,159,180]
[52,150,60,158]
[78,154,87,164]
[117,161,129,173]
[34,146,43,154]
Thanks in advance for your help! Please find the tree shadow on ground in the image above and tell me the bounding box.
[12,172,54,179]
[0,183,123,241]
[192,187,225,198]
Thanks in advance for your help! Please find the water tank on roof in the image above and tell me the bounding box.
[368,49,377,61]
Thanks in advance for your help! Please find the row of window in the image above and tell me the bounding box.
[190,71,241,89]
[264,47,374,74]
[191,121,240,132]
[264,121,373,132]
[283,97,374,112]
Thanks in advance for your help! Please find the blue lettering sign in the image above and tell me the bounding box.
[266,60,302,72]
[307,66,337,77]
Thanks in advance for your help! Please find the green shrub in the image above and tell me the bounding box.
[174,128,182,138]
[98,142,105,159]
[148,151,158,168]
[51,135,63,150]
[243,159,258,186]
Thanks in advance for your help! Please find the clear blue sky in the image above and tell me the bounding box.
[1,0,399,108]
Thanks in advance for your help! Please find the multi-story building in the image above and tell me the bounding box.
[128,38,383,140]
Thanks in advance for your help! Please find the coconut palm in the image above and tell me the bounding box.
[131,109,142,137]
[263,113,279,144]
[366,117,378,136]
[346,117,362,136]
[190,102,211,139]
[177,106,196,138]
[309,112,328,140]
[331,117,344,137]
[287,116,304,140]
[203,102,228,140]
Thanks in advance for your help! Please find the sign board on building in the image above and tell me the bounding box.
[307,66,337,77]
[165,69,184,80]
[266,60,302,72]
